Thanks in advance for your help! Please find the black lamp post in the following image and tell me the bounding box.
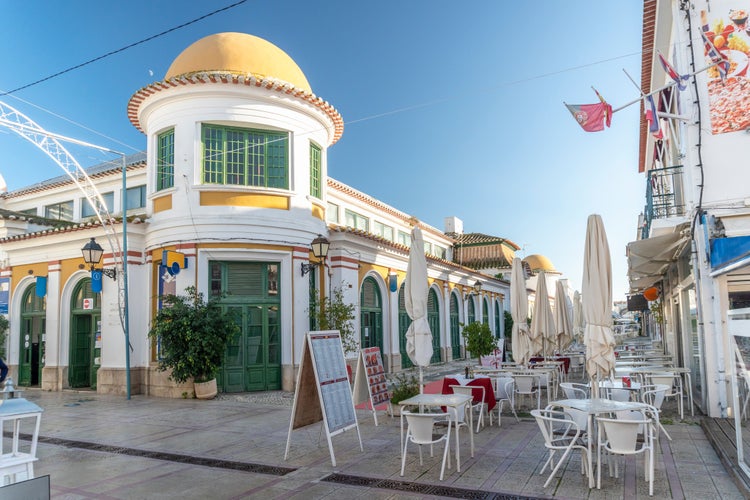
[301,234,330,276]
[81,237,117,279]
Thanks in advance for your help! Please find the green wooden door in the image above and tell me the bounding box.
[360,277,383,351]
[427,289,441,364]
[19,285,45,387]
[450,294,461,359]
[398,285,413,368]
[213,261,280,392]
[69,280,100,389]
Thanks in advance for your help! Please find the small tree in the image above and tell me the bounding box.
[0,315,8,358]
[503,311,513,339]
[461,321,496,364]
[309,285,358,354]
[148,286,239,384]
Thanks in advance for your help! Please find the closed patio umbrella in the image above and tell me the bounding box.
[404,225,432,393]
[510,257,531,365]
[582,214,616,398]
[530,270,556,358]
[573,290,584,343]
[554,279,573,352]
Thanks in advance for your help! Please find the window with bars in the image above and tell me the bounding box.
[157,129,174,191]
[44,201,73,221]
[345,209,369,232]
[310,142,321,198]
[202,124,288,189]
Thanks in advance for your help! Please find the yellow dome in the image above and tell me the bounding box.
[523,254,556,273]
[165,32,312,93]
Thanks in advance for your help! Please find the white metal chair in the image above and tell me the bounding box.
[492,376,519,426]
[640,384,673,441]
[560,382,589,399]
[400,411,452,481]
[531,409,589,487]
[513,374,541,410]
[648,371,684,420]
[596,414,655,496]
[450,384,491,432]
[601,381,631,402]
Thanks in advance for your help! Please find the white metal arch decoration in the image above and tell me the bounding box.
[0,100,132,398]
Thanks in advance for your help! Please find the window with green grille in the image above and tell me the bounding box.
[201,124,288,189]
[310,142,321,198]
[345,209,369,231]
[157,129,174,191]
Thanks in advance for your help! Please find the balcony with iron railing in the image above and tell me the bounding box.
[642,165,686,239]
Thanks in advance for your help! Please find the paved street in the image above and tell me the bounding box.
[2,365,745,499]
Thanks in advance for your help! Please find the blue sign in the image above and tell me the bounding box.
[0,278,8,314]
[91,270,103,293]
[35,277,47,298]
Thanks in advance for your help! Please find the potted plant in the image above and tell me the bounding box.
[388,371,420,416]
[461,321,496,367]
[148,286,239,399]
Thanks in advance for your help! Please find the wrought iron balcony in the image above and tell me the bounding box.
[642,165,686,239]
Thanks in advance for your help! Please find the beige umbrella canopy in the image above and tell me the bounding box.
[582,214,616,395]
[510,257,531,366]
[554,280,573,352]
[405,226,432,393]
[531,270,556,358]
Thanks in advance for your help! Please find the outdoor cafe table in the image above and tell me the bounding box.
[551,398,649,488]
[629,366,694,416]
[441,374,497,420]
[398,393,474,472]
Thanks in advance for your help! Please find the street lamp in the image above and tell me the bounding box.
[301,234,330,276]
[81,237,117,279]
[464,280,482,301]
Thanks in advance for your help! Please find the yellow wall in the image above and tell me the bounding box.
[153,194,172,213]
[199,192,289,210]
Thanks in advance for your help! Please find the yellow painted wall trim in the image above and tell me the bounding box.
[153,195,173,213]
[311,204,324,220]
[200,191,289,210]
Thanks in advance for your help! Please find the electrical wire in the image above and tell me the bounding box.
[1,0,247,96]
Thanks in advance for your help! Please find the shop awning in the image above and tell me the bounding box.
[710,235,750,277]
[627,231,688,291]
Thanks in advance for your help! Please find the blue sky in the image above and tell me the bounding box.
[0,1,644,301]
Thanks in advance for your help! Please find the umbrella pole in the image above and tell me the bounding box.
[419,366,424,394]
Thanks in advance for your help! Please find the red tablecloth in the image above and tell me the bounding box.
[442,376,497,411]
[529,356,570,374]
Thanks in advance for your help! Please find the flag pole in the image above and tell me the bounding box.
[611,60,723,113]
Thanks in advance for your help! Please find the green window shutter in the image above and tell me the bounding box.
[226,263,265,298]
[156,129,175,191]
[310,142,321,198]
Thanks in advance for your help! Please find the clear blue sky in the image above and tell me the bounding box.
[0,1,644,302]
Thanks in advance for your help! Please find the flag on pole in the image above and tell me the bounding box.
[657,50,689,90]
[701,31,730,81]
[644,94,663,139]
[564,88,612,132]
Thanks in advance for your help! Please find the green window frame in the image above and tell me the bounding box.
[44,200,73,221]
[202,124,288,189]
[345,209,369,232]
[157,129,175,191]
[310,142,322,198]
[81,192,114,218]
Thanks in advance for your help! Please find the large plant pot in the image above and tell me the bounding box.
[194,378,218,400]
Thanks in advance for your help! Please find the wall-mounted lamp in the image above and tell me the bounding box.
[81,237,117,280]
[301,234,330,276]
[464,280,482,301]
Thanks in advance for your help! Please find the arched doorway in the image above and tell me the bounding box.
[19,285,45,386]
[427,288,441,363]
[483,298,490,325]
[467,297,476,324]
[69,279,100,389]
[360,276,383,352]
[450,294,461,359]
[494,301,502,339]
[398,284,412,369]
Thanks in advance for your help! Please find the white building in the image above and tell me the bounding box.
[0,32,512,397]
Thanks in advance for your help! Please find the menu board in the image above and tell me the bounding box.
[285,331,362,467]
[352,347,389,425]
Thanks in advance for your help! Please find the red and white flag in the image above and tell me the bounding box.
[564,88,612,132]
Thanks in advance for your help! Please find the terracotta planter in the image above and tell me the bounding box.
[194,378,218,400]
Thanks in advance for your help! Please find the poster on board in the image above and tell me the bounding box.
[352,346,389,425]
[284,331,362,467]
